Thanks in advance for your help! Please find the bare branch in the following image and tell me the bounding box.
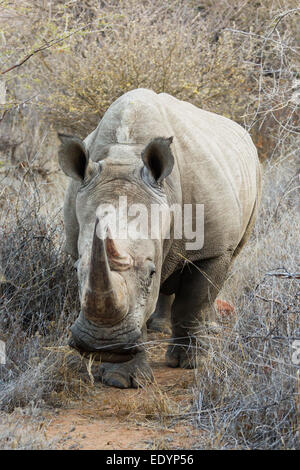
[266,271,300,280]
[269,8,300,35]
[1,23,92,75]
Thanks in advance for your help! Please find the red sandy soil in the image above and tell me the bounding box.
[7,301,234,450]
[45,332,200,450]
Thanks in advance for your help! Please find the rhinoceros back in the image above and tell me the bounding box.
[84,88,260,262]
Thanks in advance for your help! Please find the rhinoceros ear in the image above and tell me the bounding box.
[58,133,89,181]
[141,137,174,183]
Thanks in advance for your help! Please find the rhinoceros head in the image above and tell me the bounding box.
[58,134,174,359]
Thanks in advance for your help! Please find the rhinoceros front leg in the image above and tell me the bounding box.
[166,253,232,369]
[96,327,153,388]
[147,293,174,334]
[97,350,153,388]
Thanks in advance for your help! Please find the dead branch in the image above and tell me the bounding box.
[266,271,300,280]
[1,24,92,75]
[270,8,300,35]
[254,294,283,306]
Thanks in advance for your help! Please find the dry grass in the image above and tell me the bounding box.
[0,410,55,449]
[148,435,175,450]
[0,185,97,414]
[1,1,299,157]
[192,155,300,449]
[113,384,183,426]
[115,384,185,426]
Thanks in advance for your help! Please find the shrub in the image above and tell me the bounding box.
[2,1,299,159]
[0,185,89,411]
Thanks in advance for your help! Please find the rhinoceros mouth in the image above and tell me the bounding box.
[68,312,143,362]
[68,336,138,363]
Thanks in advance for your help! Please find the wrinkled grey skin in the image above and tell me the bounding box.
[58,89,261,388]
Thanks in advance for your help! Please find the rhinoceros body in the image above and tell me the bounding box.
[58,89,261,388]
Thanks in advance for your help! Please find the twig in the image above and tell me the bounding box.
[266,271,300,280]
[223,28,300,56]
[1,24,92,75]
[0,109,7,123]
[255,294,283,306]
[269,8,300,36]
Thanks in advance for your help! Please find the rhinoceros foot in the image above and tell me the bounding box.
[166,323,221,368]
[166,341,200,369]
[96,351,153,389]
[147,317,171,335]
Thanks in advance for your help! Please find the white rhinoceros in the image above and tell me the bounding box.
[58,89,261,388]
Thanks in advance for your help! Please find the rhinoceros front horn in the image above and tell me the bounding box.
[81,219,129,326]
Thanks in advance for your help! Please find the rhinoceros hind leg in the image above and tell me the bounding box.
[166,253,232,369]
[166,341,199,369]
[166,321,221,369]
[147,293,174,334]
[96,351,153,389]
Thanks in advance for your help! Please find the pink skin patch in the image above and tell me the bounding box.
[216,299,235,317]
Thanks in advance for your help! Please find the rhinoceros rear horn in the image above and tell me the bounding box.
[58,133,89,181]
[142,136,174,183]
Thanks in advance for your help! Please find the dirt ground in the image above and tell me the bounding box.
[44,331,200,450]
[42,301,234,450]
[4,301,232,450]
[1,301,233,450]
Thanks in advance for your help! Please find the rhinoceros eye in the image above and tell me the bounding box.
[149,262,156,278]
[74,260,79,271]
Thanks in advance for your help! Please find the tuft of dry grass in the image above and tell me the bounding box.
[148,435,174,450]
[111,383,184,427]
[0,411,55,449]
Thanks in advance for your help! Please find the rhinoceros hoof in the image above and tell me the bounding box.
[166,343,201,369]
[96,353,153,389]
[147,317,171,335]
